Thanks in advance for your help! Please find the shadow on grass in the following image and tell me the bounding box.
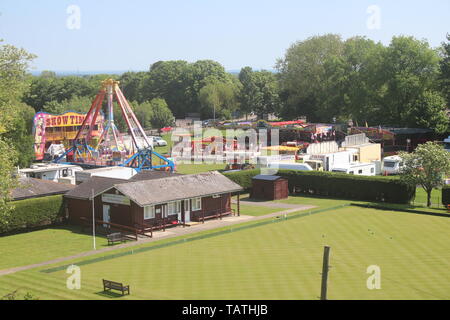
[95,291,127,299]
[278,193,449,215]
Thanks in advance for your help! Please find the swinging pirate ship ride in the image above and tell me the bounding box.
[54,79,174,172]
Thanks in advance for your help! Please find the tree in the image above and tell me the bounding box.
[0,40,35,223]
[380,36,444,129]
[140,60,190,117]
[238,67,259,118]
[148,98,174,129]
[132,100,154,129]
[238,67,281,119]
[399,142,450,207]
[23,75,97,111]
[119,71,147,103]
[439,33,450,107]
[42,95,93,114]
[2,103,35,168]
[276,34,345,122]
[199,80,240,120]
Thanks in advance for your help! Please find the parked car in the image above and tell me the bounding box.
[150,136,168,147]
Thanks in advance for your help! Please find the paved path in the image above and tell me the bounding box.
[0,204,316,277]
[232,199,306,209]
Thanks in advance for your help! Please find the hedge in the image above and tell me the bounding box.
[224,169,415,204]
[442,185,450,206]
[0,195,64,234]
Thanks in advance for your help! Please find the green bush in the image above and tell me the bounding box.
[223,169,261,191]
[0,195,64,234]
[442,185,450,206]
[224,169,415,204]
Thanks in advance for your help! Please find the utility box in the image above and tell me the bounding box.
[250,175,289,201]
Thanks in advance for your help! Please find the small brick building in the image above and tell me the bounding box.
[250,175,289,201]
[65,171,243,229]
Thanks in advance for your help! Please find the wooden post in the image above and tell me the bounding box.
[237,193,240,216]
[320,246,331,300]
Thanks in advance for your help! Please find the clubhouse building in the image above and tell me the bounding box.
[65,171,243,230]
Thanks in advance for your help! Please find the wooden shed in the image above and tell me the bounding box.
[250,175,289,201]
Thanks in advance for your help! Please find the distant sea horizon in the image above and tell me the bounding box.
[29,69,276,76]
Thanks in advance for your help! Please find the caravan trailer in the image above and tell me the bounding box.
[267,162,314,171]
[19,163,83,184]
[382,156,404,175]
[331,162,376,176]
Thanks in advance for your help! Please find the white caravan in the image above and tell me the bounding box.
[382,156,404,175]
[331,162,376,176]
[19,163,83,184]
[267,162,314,171]
[444,136,450,152]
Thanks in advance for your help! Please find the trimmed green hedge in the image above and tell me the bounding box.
[442,185,450,206]
[0,195,64,234]
[223,169,261,191]
[224,169,415,204]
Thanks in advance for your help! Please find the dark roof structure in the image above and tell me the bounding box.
[65,170,182,200]
[12,177,75,201]
[114,171,243,207]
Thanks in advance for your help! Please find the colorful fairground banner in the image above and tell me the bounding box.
[32,111,104,160]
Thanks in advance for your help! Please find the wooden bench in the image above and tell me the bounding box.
[107,232,126,245]
[102,279,130,295]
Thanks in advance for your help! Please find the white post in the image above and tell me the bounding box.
[92,189,96,250]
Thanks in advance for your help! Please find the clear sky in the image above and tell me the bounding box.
[0,0,449,72]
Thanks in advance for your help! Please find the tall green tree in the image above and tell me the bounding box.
[140,60,190,117]
[276,34,345,122]
[119,71,147,103]
[148,98,174,129]
[199,80,239,120]
[400,142,450,207]
[380,36,445,130]
[439,33,450,107]
[42,95,93,114]
[0,40,36,222]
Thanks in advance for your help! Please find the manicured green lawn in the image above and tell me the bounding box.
[413,188,443,208]
[0,226,108,270]
[231,203,283,216]
[1,206,449,300]
[175,163,227,174]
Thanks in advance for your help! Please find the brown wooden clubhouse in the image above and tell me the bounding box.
[65,171,243,231]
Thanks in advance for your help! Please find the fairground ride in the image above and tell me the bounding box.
[54,79,174,172]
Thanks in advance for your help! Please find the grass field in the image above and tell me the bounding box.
[1,205,449,300]
[231,203,283,216]
[0,226,108,270]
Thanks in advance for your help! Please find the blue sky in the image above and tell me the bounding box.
[0,0,449,72]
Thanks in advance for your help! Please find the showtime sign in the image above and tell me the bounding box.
[45,113,86,127]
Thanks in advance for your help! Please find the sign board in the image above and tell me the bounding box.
[102,193,131,206]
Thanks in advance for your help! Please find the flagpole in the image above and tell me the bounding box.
[92,188,96,250]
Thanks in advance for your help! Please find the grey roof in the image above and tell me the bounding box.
[12,177,75,201]
[65,170,182,200]
[129,171,181,182]
[65,176,128,200]
[252,175,284,181]
[114,171,243,207]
